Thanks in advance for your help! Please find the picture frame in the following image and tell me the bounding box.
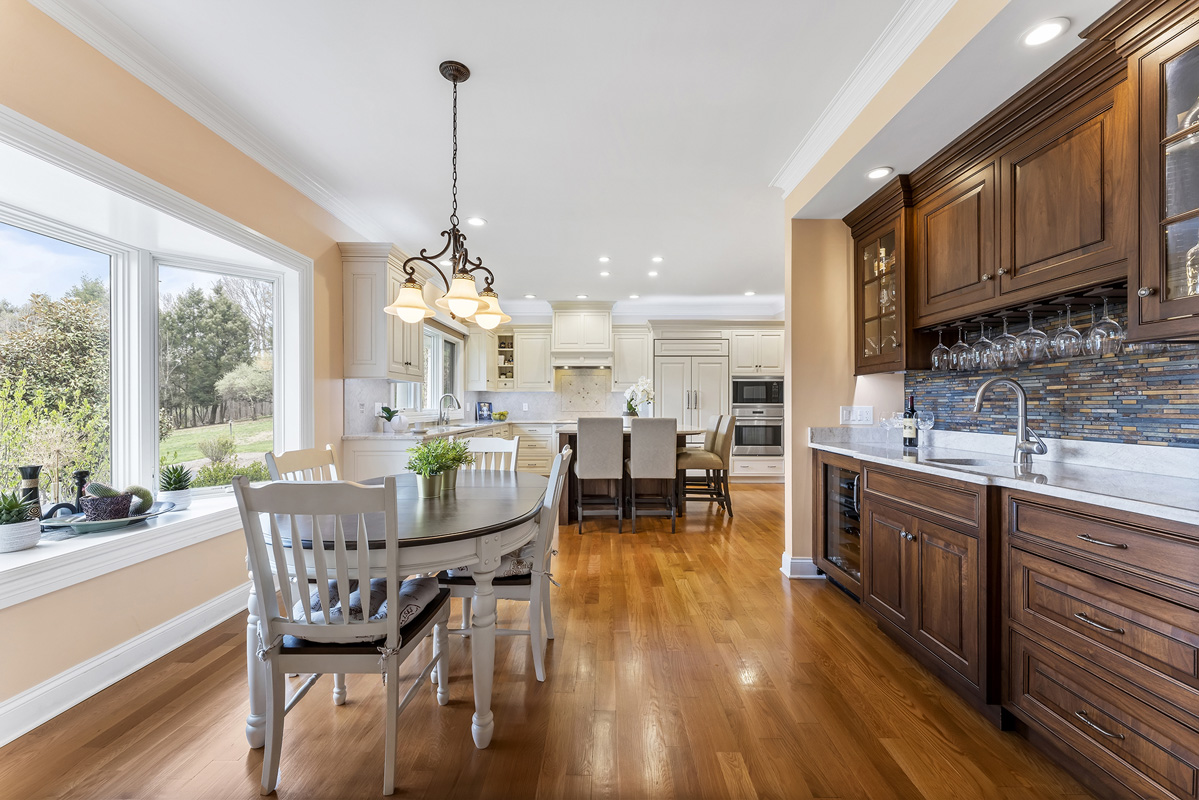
[475,401,493,422]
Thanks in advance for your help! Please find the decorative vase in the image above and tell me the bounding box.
[375,417,386,433]
[0,519,41,553]
[416,473,442,498]
[623,408,638,418]
[441,467,458,493]
[390,414,408,433]
[158,489,192,512]
[17,465,41,510]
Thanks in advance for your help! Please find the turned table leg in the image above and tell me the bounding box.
[245,584,266,749]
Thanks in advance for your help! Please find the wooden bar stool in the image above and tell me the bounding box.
[574,417,625,533]
[676,415,735,517]
[626,417,678,533]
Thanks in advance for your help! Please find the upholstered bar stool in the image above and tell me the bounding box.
[678,415,721,501]
[626,417,678,533]
[676,415,736,518]
[574,417,625,534]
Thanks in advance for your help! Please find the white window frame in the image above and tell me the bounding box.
[394,325,465,421]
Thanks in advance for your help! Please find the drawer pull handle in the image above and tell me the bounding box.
[1077,534,1127,549]
[1074,710,1124,740]
[1074,612,1125,635]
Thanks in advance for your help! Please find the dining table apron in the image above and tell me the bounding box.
[243,470,549,751]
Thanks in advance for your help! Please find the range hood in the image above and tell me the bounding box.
[552,351,613,369]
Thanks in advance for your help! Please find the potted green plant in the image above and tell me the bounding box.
[159,464,194,511]
[406,439,446,498]
[378,406,407,433]
[0,489,40,553]
[440,438,474,492]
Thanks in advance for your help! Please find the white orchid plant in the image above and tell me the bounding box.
[624,376,654,414]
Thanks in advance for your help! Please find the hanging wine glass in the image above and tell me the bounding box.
[993,316,1020,369]
[1016,311,1049,363]
[972,323,999,371]
[931,330,950,372]
[1051,305,1083,358]
[1086,297,1123,357]
[949,327,972,371]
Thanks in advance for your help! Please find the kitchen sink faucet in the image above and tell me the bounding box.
[437,393,462,426]
[972,377,1048,468]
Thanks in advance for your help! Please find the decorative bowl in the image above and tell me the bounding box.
[80,493,133,521]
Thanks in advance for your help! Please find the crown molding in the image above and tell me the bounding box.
[28,0,389,241]
[768,0,957,197]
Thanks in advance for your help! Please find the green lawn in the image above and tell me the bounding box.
[160,416,274,464]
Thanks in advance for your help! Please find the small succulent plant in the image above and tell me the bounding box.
[160,464,193,492]
[0,490,36,525]
[378,406,400,421]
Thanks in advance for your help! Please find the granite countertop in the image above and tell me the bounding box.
[809,428,1199,527]
[343,419,577,441]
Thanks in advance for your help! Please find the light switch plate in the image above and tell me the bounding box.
[840,406,873,425]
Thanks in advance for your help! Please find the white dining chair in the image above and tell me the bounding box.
[233,476,451,796]
[437,445,572,681]
[266,443,340,481]
[462,436,521,471]
[265,443,350,704]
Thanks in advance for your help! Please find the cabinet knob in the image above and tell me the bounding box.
[997,268,1008,276]
[980,273,992,282]
[1137,286,1156,298]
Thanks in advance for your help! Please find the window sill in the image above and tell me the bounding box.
[0,496,242,611]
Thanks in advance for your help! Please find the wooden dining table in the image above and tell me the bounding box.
[243,470,548,750]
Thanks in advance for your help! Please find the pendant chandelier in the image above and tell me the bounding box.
[385,60,510,329]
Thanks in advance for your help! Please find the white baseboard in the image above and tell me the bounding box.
[0,581,249,747]
[780,553,823,579]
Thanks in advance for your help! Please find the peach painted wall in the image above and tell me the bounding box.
[0,0,360,702]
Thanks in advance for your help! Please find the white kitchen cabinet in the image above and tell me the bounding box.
[654,337,728,357]
[612,326,651,392]
[552,307,612,351]
[730,330,785,374]
[340,242,423,382]
[514,326,554,391]
[341,438,414,482]
[653,355,729,442]
[465,327,498,391]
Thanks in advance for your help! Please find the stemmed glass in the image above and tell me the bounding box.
[1016,311,1049,363]
[993,316,1020,369]
[1086,297,1124,356]
[972,324,999,371]
[1051,305,1083,358]
[948,327,972,371]
[931,330,951,372]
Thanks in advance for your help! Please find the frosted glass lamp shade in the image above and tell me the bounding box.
[434,272,481,317]
[385,278,434,323]
[473,288,511,329]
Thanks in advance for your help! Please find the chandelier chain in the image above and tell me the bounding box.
[450,81,459,230]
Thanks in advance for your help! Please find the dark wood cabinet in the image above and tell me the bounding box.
[812,450,863,597]
[912,518,981,687]
[998,84,1134,298]
[914,162,998,325]
[862,503,913,630]
[1128,13,1199,340]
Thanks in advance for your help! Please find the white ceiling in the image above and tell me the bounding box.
[798,0,1116,218]
[56,0,912,313]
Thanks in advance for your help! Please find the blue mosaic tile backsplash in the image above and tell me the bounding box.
[904,306,1199,449]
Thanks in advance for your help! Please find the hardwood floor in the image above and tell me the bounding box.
[0,485,1092,799]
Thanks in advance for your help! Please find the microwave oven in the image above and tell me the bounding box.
[731,376,783,406]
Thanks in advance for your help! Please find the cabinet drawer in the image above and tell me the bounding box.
[1010,547,1199,727]
[863,466,982,531]
[518,436,552,454]
[1009,498,1199,591]
[732,458,784,476]
[517,457,551,474]
[1009,631,1199,800]
[513,424,554,436]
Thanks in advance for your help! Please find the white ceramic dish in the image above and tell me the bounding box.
[41,501,176,533]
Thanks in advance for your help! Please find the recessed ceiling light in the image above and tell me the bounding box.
[600,271,610,277]
[866,166,893,180]
[524,294,536,299]
[466,216,487,226]
[651,256,663,263]
[598,256,610,263]
[629,294,639,299]
[1022,17,1069,46]
[744,291,756,296]
[648,271,659,277]
[576,294,588,299]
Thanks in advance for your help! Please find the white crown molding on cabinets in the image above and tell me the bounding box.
[768,0,956,197]
[27,0,389,241]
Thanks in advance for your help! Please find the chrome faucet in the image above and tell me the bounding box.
[972,377,1048,468]
[437,393,461,426]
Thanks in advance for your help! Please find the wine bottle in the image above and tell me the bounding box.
[902,395,918,449]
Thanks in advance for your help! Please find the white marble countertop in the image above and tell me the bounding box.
[808,428,1199,528]
[343,419,579,442]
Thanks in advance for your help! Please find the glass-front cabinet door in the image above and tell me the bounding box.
[855,220,904,374]
[1134,23,1199,336]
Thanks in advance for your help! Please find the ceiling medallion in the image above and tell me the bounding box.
[385,60,510,329]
